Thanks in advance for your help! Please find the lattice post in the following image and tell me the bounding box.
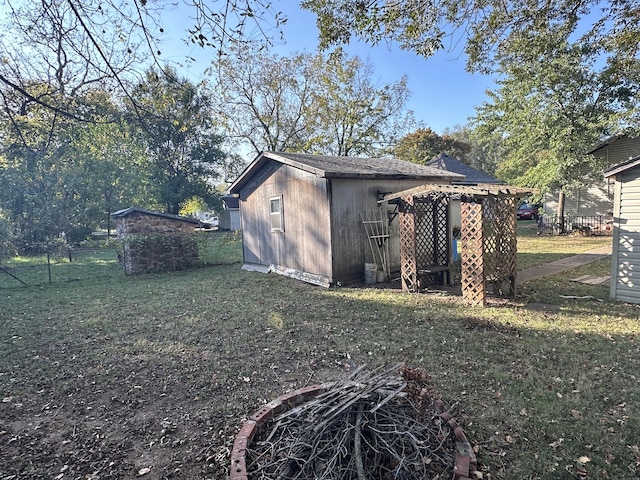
[507,197,518,296]
[496,197,517,297]
[461,201,486,306]
[398,196,418,292]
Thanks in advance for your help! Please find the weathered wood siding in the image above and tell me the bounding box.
[611,166,640,304]
[329,179,440,281]
[238,162,332,282]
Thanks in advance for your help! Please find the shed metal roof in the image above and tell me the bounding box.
[229,151,465,194]
[111,206,200,224]
[426,153,501,184]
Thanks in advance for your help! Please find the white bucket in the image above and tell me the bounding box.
[376,270,385,283]
[364,263,377,284]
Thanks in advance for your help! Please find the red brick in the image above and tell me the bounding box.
[250,406,275,424]
[277,389,299,405]
[232,435,248,454]
[266,398,285,414]
[454,453,471,477]
[229,454,247,480]
[454,426,468,443]
[235,420,257,443]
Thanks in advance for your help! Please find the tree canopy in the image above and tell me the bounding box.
[129,67,225,214]
[301,0,640,73]
[394,128,471,165]
[210,47,415,161]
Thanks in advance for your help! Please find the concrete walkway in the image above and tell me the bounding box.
[516,244,612,285]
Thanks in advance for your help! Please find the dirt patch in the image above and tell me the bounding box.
[0,332,348,480]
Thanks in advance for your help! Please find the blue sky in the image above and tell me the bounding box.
[161,3,497,134]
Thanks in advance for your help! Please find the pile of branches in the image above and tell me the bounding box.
[246,365,457,480]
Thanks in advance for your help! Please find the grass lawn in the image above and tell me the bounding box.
[1,228,639,479]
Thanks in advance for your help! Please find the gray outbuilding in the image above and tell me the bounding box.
[604,156,640,304]
[228,151,463,286]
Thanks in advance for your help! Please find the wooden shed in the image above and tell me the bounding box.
[111,207,200,274]
[604,156,640,304]
[228,151,464,286]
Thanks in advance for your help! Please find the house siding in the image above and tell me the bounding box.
[544,183,614,216]
[594,137,640,164]
[238,162,332,282]
[611,167,640,304]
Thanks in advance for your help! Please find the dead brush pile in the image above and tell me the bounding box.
[245,365,458,479]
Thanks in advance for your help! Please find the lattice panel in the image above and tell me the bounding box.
[414,196,449,268]
[397,194,450,292]
[398,196,418,292]
[461,201,486,306]
[482,197,518,297]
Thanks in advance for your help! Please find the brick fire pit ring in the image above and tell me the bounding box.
[230,383,479,480]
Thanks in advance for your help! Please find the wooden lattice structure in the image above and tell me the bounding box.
[385,184,535,306]
[460,196,518,306]
[398,194,451,292]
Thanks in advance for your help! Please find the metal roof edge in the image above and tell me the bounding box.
[111,206,199,223]
[603,155,640,178]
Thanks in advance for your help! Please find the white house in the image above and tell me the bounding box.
[603,156,640,304]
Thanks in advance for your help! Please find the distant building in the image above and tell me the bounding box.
[545,134,640,217]
[220,195,241,230]
[425,153,501,233]
[111,207,200,274]
[426,153,501,185]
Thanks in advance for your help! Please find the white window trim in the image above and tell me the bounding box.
[270,195,284,232]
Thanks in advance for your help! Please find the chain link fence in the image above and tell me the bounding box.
[0,230,243,289]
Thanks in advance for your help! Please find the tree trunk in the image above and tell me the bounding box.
[557,190,566,234]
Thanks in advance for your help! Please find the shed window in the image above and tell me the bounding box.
[270,196,284,232]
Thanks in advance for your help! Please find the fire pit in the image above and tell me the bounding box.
[231,366,479,479]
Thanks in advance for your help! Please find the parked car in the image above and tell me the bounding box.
[516,203,539,220]
[196,211,219,229]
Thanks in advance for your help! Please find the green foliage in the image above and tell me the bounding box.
[394,127,471,164]
[179,196,208,217]
[0,211,16,258]
[129,67,226,214]
[308,48,416,156]
[472,33,623,197]
[443,125,503,176]
[0,87,154,252]
[302,0,640,77]
[210,47,415,160]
